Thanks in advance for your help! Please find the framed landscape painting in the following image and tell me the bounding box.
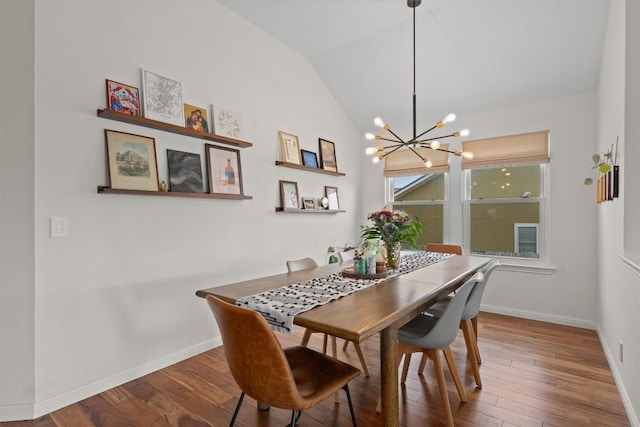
[141,69,184,126]
[106,79,140,116]
[105,129,159,191]
[167,149,204,193]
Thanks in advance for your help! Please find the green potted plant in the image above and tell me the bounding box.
[361,208,423,268]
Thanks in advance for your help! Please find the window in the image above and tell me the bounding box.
[387,173,447,249]
[462,131,549,261]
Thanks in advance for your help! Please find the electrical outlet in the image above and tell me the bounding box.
[619,341,624,363]
[50,217,68,238]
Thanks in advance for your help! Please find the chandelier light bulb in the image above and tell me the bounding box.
[374,117,388,130]
[365,146,381,155]
[424,159,433,168]
[365,133,376,140]
[430,140,441,150]
[461,151,475,159]
[444,113,456,123]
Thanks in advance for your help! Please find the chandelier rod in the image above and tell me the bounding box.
[412,5,417,141]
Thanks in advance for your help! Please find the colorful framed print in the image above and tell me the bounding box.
[301,149,319,168]
[212,105,244,139]
[319,138,338,172]
[183,103,209,133]
[278,131,301,164]
[325,185,339,210]
[302,197,316,209]
[167,149,204,193]
[280,180,300,209]
[106,79,140,116]
[205,144,244,195]
[105,129,159,191]
[141,69,184,126]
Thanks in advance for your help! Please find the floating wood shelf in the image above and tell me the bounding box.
[275,207,344,213]
[97,109,253,148]
[98,186,252,200]
[275,161,345,176]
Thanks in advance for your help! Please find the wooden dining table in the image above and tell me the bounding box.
[196,254,492,426]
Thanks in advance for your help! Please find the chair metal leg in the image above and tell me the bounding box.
[342,384,358,427]
[229,392,245,427]
[287,410,301,427]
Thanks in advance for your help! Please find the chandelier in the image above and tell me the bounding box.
[365,0,474,167]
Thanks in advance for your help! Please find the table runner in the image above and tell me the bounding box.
[236,251,453,333]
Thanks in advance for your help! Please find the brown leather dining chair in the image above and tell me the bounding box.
[287,257,370,377]
[206,295,360,427]
[425,243,463,255]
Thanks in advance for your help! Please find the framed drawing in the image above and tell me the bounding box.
[184,103,209,133]
[212,105,243,139]
[302,197,316,209]
[319,138,338,172]
[141,69,184,126]
[167,149,204,193]
[325,185,339,210]
[278,131,301,164]
[205,144,244,195]
[301,149,319,168]
[106,79,140,116]
[279,180,300,209]
[105,129,159,191]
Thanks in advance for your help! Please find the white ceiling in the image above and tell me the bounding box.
[217,0,610,138]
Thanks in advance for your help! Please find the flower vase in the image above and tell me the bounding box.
[383,241,402,269]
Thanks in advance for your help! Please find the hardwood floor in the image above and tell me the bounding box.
[3,312,630,426]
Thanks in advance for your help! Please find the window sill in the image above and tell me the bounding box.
[492,260,555,275]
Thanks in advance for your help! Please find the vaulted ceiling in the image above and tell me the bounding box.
[217,0,610,138]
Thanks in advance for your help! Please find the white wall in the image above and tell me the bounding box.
[361,93,600,327]
[1,0,363,420]
[0,0,36,418]
[597,0,640,425]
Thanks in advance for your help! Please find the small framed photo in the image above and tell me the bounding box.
[319,138,338,172]
[325,186,339,210]
[205,144,244,195]
[212,105,244,139]
[105,129,159,191]
[141,69,184,126]
[167,149,204,193]
[279,131,301,164]
[184,103,209,133]
[280,180,300,209]
[106,79,140,116]
[301,149,319,168]
[302,197,316,209]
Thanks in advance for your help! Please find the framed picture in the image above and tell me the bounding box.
[301,149,319,168]
[280,180,300,209]
[278,131,301,164]
[325,186,339,210]
[212,105,243,139]
[205,144,244,195]
[167,149,204,193]
[105,129,159,191]
[184,103,209,133]
[141,69,184,126]
[319,138,338,172]
[302,197,316,209]
[106,79,140,116]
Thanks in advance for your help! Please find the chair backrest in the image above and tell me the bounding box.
[420,271,484,349]
[206,295,301,408]
[461,259,500,320]
[426,243,463,255]
[286,257,318,272]
[338,250,355,263]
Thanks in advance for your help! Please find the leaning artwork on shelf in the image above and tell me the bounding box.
[319,138,338,172]
[105,129,159,191]
[212,105,243,139]
[106,79,140,116]
[280,180,299,209]
[141,69,184,126]
[167,149,204,193]
[205,144,243,195]
[301,149,319,168]
[183,103,209,133]
[325,185,339,210]
[302,197,316,209]
[278,131,301,164]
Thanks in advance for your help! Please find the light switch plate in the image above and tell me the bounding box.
[50,217,68,238]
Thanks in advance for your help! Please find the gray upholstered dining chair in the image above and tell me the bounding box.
[382,272,484,427]
[286,257,370,377]
[419,259,500,388]
[206,295,360,427]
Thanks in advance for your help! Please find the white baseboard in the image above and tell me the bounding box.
[480,304,597,330]
[0,337,222,422]
[597,326,640,427]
